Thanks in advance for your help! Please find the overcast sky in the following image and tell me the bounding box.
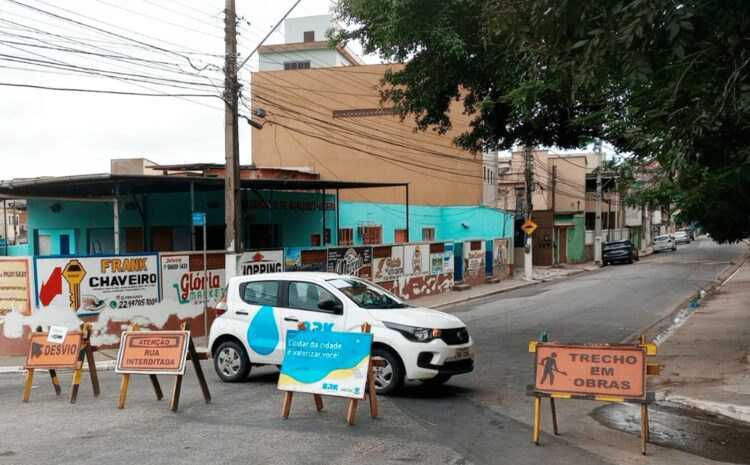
[0,0,347,180]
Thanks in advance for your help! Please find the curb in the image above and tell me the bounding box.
[432,281,539,310]
[619,245,749,345]
[0,360,118,376]
[658,392,750,424]
[432,268,595,310]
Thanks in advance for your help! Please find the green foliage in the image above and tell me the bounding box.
[332,0,750,241]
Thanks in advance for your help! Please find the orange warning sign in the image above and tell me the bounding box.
[25,332,82,369]
[116,331,189,375]
[534,343,646,399]
[521,219,538,235]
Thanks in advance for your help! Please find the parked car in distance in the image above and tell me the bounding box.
[673,230,691,244]
[209,272,475,395]
[653,235,677,253]
[602,239,639,265]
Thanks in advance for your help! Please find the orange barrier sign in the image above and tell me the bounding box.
[25,332,82,369]
[116,331,189,375]
[534,343,646,399]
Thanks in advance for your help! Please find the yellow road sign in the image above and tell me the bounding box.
[521,219,538,235]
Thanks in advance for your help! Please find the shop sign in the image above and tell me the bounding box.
[160,253,225,305]
[35,255,159,317]
[373,246,404,283]
[403,244,427,276]
[327,247,372,278]
[0,258,31,317]
[238,250,284,276]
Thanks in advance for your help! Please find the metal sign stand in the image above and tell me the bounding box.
[528,332,659,455]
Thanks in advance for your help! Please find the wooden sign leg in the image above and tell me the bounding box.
[533,396,542,445]
[149,375,163,400]
[85,345,100,397]
[49,369,62,396]
[69,345,87,403]
[313,394,324,412]
[346,398,358,425]
[641,403,649,455]
[170,374,183,412]
[187,336,211,403]
[22,368,34,403]
[549,398,558,435]
[281,391,294,419]
[118,374,130,409]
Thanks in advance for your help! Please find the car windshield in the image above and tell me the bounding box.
[326,277,408,309]
[655,236,669,241]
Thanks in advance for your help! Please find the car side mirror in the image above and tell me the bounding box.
[318,299,343,314]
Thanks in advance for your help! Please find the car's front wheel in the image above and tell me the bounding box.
[214,340,250,382]
[371,348,404,396]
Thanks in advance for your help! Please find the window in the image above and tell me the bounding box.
[422,227,435,242]
[515,186,525,198]
[394,228,408,244]
[240,281,279,307]
[338,228,353,246]
[283,60,311,70]
[311,233,321,246]
[288,282,339,312]
[362,225,382,245]
[303,31,315,42]
[324,228,331,245]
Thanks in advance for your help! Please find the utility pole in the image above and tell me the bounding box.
[524,146,534,279]
[594,141,603,264]
[224,0,241,273]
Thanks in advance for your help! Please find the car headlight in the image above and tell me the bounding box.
[384,322,441,342]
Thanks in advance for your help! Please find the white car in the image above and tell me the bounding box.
[673,230,691,244]
[208,272,475,395]
[653,235,676,252]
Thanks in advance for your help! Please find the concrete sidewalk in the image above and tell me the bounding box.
[652,254,750,423]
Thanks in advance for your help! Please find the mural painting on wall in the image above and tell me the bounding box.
[0,259,31,318]
[35,254,159,318]
[372,246,404,283]
[237,249,284,276]
[463,240,486,285]
[160,252,225,306]
[327,247,372,279]
[492,238,511,279]
[398,273,454,300]
[285,248,327,272]
[403,244,427,276]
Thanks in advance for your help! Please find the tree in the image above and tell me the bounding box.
[332,0,750,241]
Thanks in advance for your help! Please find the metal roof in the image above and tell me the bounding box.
[0,174,407,199]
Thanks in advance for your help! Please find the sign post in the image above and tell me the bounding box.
[116,322,210,411]
[527,333,658,454]
[22,323,99,403]
[278,323,378,425]
[192,212,208,337]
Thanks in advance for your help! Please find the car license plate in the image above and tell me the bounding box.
[455,347,470,359]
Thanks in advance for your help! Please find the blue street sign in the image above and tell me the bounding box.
[192,211,206,227]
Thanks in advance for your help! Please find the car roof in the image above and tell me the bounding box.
[229,272,348,284]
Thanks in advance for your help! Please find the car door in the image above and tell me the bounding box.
[235,279,285,363]
[279,280,346,354]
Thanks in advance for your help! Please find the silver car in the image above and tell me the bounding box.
[653,235,676,252]
[673,230,691,244]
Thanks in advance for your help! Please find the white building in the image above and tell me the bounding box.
[258,15,365,71]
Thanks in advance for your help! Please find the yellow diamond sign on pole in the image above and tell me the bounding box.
[521,219,538,235]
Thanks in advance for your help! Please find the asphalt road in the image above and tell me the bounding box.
[0,238,745,465]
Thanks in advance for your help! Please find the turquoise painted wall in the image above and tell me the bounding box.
[28,191,336,255]
[338,202,513,245]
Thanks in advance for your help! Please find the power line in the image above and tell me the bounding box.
[0,80,221,97]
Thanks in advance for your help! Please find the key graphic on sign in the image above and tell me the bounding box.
[62,260,86,310]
